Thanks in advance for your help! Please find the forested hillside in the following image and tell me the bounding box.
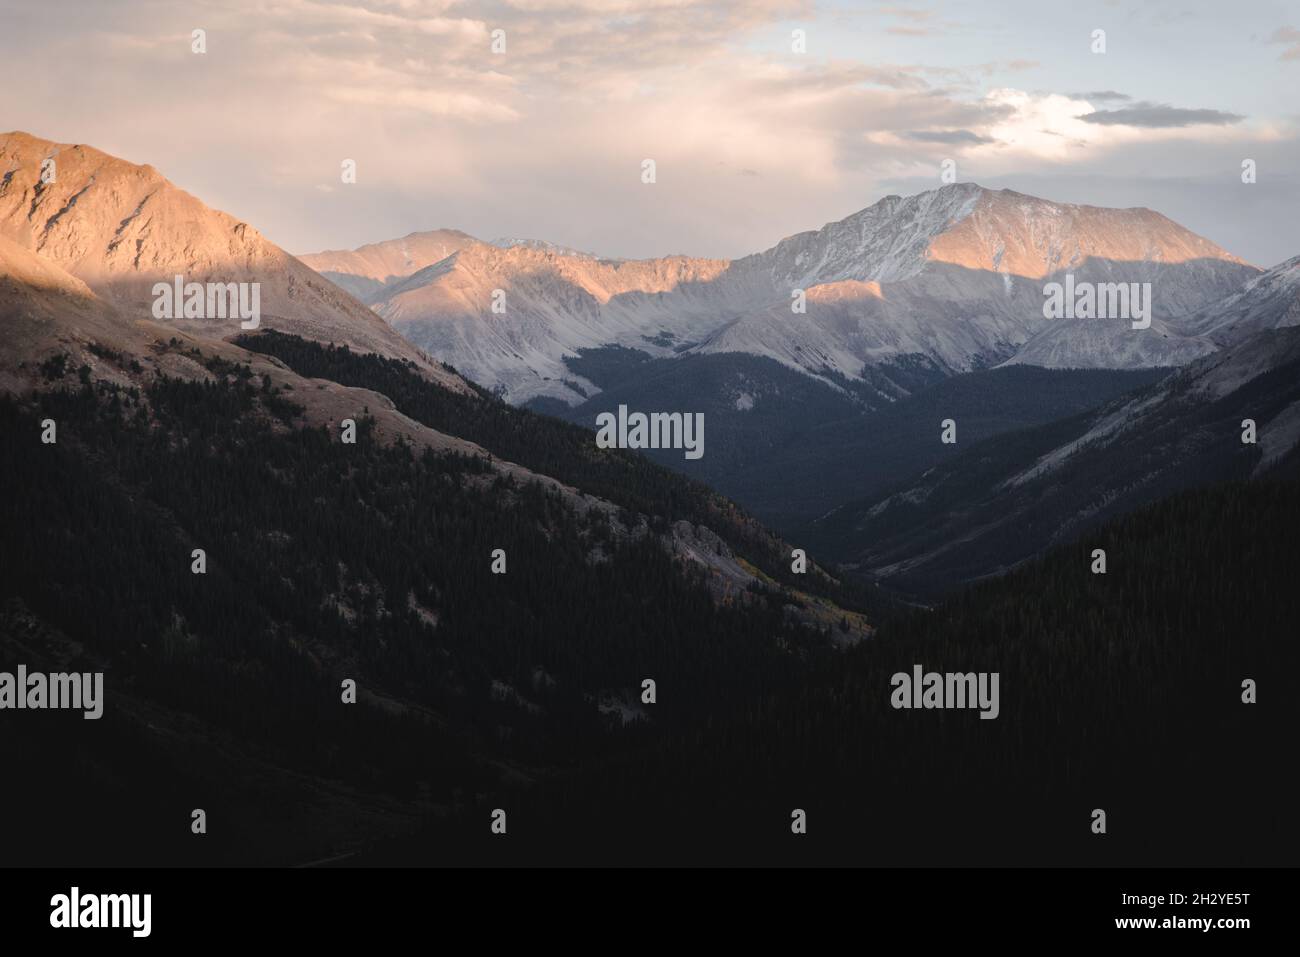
[235,331,867,605]
[548,350,1167,528]
[2,339,1293,866]
[415,473,1299,865]
[0,352,857,865]
[811,327,1300,596]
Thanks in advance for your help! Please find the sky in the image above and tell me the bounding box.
[2,0,1299,266]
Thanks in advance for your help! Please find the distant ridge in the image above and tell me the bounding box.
[304,182,1258,405]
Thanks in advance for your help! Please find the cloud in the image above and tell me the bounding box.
[904,129,995,145]
[874,2,966,38]
[1077,102,1245,128]
[2,0,1289,265]
[1269,26,1300,61]
[1070,90,1131,103]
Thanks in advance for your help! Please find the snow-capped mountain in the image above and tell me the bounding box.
[307,183,1258,404]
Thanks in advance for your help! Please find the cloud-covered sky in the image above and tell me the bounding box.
[2,0,1298,266]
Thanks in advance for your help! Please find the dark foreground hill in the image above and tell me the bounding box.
[0,335,868,867]
[3,344,1295,864]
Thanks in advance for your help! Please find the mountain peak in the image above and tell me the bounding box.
[297,178,1261,403]
[298,229,483,303]
[0,131,464,386]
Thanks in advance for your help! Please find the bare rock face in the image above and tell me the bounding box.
[308,182,1259,405]
[0,233,140,391]
[0,131,469,394]
[1183,254,1300,346]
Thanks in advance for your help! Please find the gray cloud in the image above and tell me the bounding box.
[904,129,995,144]
[1071,90,1131,103]
[1077,102,1245,128]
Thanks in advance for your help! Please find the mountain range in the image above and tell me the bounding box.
[9,128,1300,588]
[2,129,1298,865]
[297,184,1300,548]
[302,182,1262,407]
[0,129,867,629]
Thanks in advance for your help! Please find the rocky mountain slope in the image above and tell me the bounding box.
[0,131,868,634]
[299,229,480,304]
[0,131,467,392]
[1184,254,1300,346]
[309,183,1258,405]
